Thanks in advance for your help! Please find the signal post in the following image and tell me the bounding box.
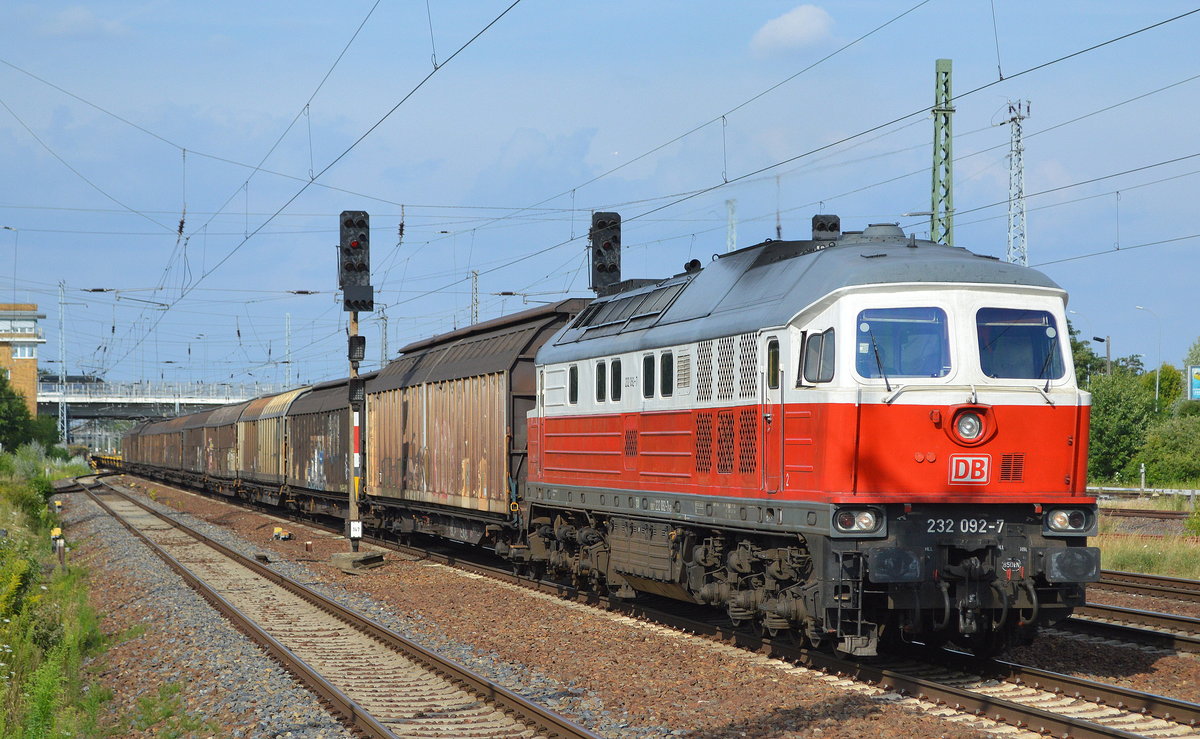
[339,211,373,553]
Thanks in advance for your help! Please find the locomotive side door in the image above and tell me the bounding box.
[763,335,783,493]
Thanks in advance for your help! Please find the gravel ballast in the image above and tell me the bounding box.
[79,476,1090,738]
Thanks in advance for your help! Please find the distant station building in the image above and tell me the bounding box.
[0,303,47,415]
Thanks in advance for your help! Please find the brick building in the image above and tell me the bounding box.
[0,304,46,416]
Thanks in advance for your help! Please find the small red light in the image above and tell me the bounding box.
[350,240,360,248]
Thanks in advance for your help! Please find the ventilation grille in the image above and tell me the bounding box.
[695,412,713,473]
[738,333,759,399]
[738,408,758,474]
[696,341,714,402]
[676,353,691,389]
[716,411,735,474]
[716,337,737,401]
[1000,454,1025,482]
[624,429,638,458]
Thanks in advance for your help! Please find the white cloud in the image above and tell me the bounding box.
[751,5,833,56]
[39,6,129,38]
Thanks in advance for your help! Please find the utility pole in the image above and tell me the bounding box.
[284,312,292,388]
[379,311,388,367]
[470,270,479,325]
[57,281,68,444]
[1005,100,1030,266]
[339,211,373,553]
[726,199,737,252]
[931,59,955,246]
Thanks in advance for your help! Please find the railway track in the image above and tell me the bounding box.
[75,475,597,739]
[1101,507,1190,520]
[88,472,1200,739]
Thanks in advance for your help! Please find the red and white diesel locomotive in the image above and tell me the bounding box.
[112,213,1098,657]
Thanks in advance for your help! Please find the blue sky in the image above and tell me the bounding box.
[2,1,1198,387]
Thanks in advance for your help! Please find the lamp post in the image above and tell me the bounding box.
[1135,305,1161,412]
[1092,335,1111,376]
[2,226,15,305]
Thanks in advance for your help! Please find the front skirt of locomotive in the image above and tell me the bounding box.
[832,503,1100,654]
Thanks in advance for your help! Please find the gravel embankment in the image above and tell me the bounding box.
[64,491,353,738]
[90,476,1016,738]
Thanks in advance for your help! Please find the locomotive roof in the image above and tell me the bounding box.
[538,225,1064,364]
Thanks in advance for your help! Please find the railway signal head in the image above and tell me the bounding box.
[339,210,373,311]
[589,211,621,295]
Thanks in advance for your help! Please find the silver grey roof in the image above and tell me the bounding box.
[538,229,1063,365]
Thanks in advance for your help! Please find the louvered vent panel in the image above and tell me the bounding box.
[738,333,759,399]
[716,337,737,401]
[738,408,758,474]
[624,429,638,458]
[695,412,713,473]
[1000,454,1025,482]
[677,354,692,389]
[716,410,735,474]
[697,341,714,402]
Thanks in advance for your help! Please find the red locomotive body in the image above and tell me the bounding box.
[526,219,1097,654]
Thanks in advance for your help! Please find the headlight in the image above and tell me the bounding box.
[1048,509,1087,532]
[955,411,983,441]
[835,509,880,533]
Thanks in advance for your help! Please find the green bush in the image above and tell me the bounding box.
[1122,415,1200,488]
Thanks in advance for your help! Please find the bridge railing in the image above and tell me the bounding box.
[37,381,288,401]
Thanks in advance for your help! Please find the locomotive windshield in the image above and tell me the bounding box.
[855,307,950,379]
[977,308,1064,380]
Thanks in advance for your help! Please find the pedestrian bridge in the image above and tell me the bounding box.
[37,381,286,420]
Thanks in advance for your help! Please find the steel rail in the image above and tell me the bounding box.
[97,472,1196,738]
[78,479,396,739]
[80,475,599,739]
[1096,570,1200,603]
[1101,508,1189,520]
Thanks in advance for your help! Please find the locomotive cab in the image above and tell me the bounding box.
[785,227,1098,654]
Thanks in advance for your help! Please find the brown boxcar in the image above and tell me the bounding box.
[239,388,307,486]
[366,299,587,517]
[181,408,215,474]
[286,380,351,495]
[204,400,251,480]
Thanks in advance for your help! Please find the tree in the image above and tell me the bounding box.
[0,372,34,451]
[1123,415,1200,486]
[1068,321,1105,387]
[1185,335,1200,369]
[1087,371,1157,481]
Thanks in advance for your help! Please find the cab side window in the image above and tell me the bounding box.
[802,329,835,384]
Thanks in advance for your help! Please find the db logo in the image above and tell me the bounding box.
[949,455,990,484]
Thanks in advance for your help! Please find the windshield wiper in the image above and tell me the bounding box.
[868,329,892,392]
[1037,346,1057,392]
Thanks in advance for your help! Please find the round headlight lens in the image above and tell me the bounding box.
[836,511,857,531]
[1068,510,1086,529]
[956,411,983,441]
[1049,510,1072,531]
[855,511,877,531]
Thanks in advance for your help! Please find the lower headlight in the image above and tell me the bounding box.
[835,509,880,533]
[1048,509,1087,532]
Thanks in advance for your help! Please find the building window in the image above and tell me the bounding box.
[568,365,578,404]
[12,344,36,359]
[642,355,655,398]
[611,359,622,401]
[660,352,674,397]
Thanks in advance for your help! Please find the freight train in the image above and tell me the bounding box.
[105,214,1100,657]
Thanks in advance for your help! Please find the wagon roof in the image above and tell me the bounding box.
[372,298,590,392]
[538,228,1062,364]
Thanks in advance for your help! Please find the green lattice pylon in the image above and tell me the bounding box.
[931,58,954,246]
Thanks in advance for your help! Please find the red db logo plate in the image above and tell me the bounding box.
[949,455,990,484]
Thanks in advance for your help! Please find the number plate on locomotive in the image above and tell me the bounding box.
[925,517,1004,535]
